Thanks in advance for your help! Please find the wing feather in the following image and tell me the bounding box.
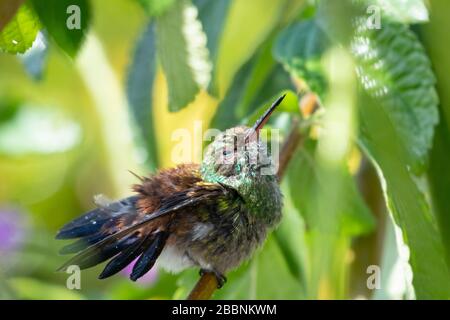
[57,168,230,280]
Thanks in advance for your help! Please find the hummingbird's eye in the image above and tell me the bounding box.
[222,149,232,156]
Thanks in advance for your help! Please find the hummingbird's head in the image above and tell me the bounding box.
[200,95,285,217]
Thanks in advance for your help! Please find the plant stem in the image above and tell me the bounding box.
[0,0,24,31]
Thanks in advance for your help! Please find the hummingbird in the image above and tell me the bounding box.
[56,95,285,287]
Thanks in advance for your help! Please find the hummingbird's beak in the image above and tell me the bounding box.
[246,94,286,142]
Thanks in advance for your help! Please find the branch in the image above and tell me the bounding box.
[276,118,302,180]
[187,93,319,300]
[187,272,221,300]
[0,0,25,32]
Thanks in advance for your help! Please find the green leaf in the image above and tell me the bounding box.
[210,56,256,130]
[359,91,450,299]
[0,3,40,54]
[137,0,176,17]
[428,122,450,267]
[214,0,294,97]
[30,0,91,58]
[156,0,212,112]
[352,21,439,172]
[315,5,438,171]
[193,0,232,96]
[287,140,375,237]
[314,1,450,298]
[126,22,159,171]
[273,180,309,289]
[231,40,278,119]
[174,233,306,299]
[274,19,330,97]
[244,90,300,127]
[368,0,429,24]
[422,0,450,267]
[211,42,294,130]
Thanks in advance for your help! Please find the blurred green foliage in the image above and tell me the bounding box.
[0,0,449,300]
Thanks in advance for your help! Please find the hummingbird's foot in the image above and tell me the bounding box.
[199,269,227,289]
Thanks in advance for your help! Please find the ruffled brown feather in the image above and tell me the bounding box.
[57,163,229,280]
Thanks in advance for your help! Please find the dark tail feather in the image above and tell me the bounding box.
[98,233,155,279]
[56,208,163,275]
[57,232,140,271]
[59,233,105,255]
[130,231,169,281]
[56,189,205,279]
[56,196,146,272]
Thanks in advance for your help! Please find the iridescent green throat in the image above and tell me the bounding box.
[200,161,282,223]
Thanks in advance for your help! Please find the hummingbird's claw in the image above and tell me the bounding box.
[199,269,227,289]
[215,273,227,289]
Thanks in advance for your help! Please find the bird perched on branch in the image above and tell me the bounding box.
[56,95,285,288]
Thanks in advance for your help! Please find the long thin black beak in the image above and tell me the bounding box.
[246,94,286,142]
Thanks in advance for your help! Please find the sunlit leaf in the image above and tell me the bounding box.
[372,218,412,299]
[137,0,176,17]
[359,91,450,299]
[0,3,40,54]
[193,0,232,96]
[151,70,218,167]
[315,2,438,172]
[274,19,330,97]
[156,0,212,112]
[352,21,438,172]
